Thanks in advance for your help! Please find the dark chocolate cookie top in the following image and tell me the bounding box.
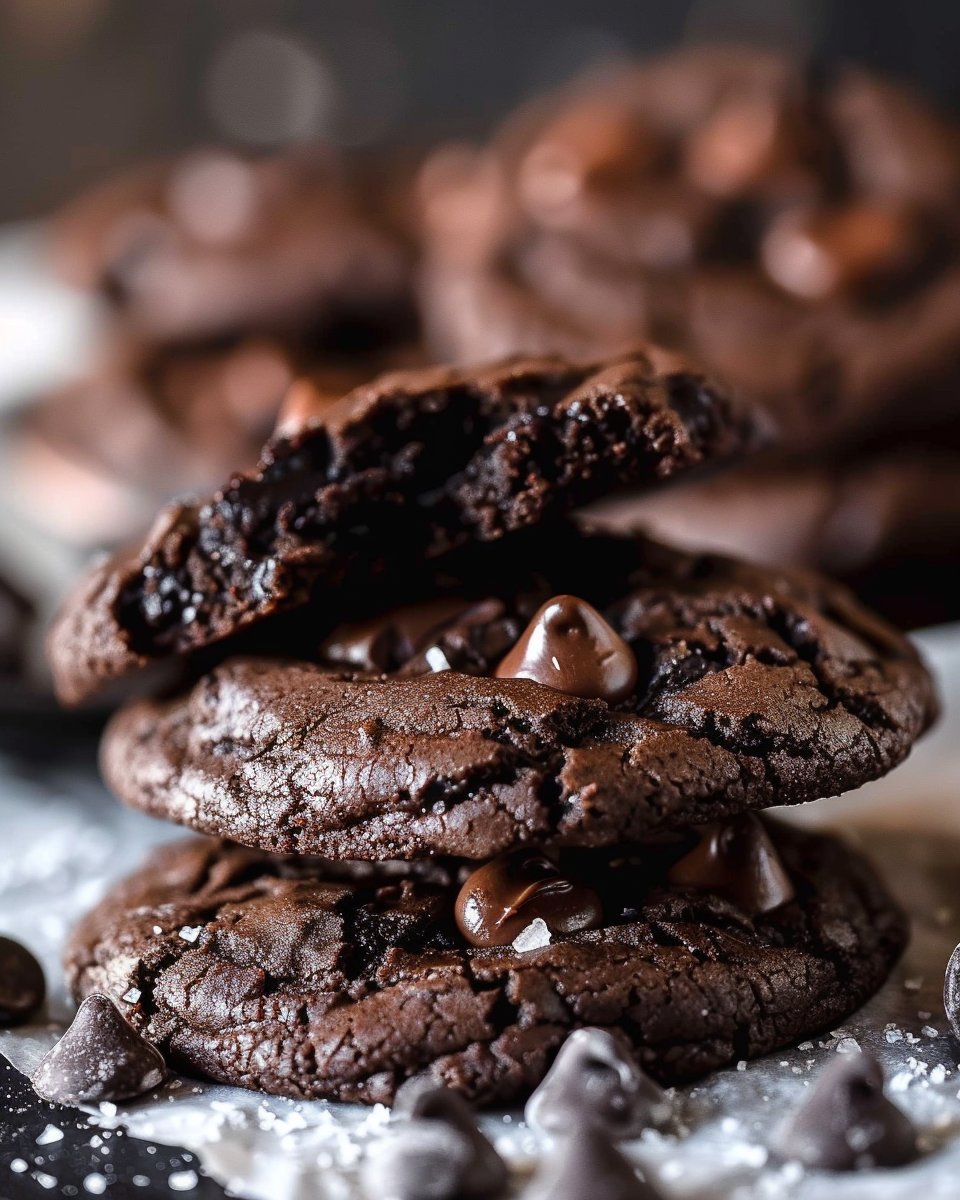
[48,349,757,704]
[418,45,960,447]
[64,821,906,1105]
[99,526,935,859]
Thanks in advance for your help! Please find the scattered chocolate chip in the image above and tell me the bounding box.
[494,595,637,704]
[455,849,604,949]
[774,1051,918,1170]
[522,1125,663,1200]
[944,941,960,1042]
[526,1028,671,1139]
[363,1077,507,1199]
[667,815,795,914]
[0,936,45,1025]
[32,993,166,1106]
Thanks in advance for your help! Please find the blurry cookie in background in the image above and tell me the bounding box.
[48,145,414,351]
[5,145,420,551]
[595,445,960,630]
[417,44,960,449]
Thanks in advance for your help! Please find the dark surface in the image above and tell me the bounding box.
[0,1055,226,1199]
[64,822,906,1105]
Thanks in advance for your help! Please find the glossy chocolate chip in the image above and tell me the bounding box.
[522,1125,664,1200]
[526,1028,672,1139]
[667,815,795,915]
[495,595,637,704]
[32,993,166,1106]
[320,598,470,673]
[945,941,960,1043]
[366,1077,508,1199]
[762,203,919,301]
[774,1051,918,1170]
[0,936,45,1025]
[455,849,604,949]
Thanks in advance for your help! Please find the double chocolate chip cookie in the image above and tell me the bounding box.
[65,822,906,1104]
[50,348,933,1106]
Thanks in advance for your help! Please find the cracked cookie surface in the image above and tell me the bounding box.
[47,349,756,706]
[99,527,936,860]
[64,821,906,1105]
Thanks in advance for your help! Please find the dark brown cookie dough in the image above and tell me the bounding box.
[47,350,757,705]
[417,46,960,448]
[99,527,936,860]
[49,147,412,349]
[63,821,907,1105]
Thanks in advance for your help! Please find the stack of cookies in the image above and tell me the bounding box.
[47,347,936,1105]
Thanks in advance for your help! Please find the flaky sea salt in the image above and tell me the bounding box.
[122,988,142,1004]
[83,1176,107,1196]
[169,1169,199,1191]
[923,1025,939,1038]
[512,918,551,953]
[179,926,202,943]
[32,1172,56,1190]
[10,1160,27,1173]
[36,1125,63,1145]
[836,1037,860,1054]
[424,646,451,673]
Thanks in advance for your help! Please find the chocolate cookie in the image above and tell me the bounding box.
[98,526,935,860]
[47,350,757,704]
[417,46,960,448]
[49,147,412,349]
[63,821,907,1105]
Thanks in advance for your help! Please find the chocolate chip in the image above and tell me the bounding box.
[495,595,637,704]
[0,936,45,1025]
[526,1028,671,1139]
[522,1125,663,1200]
[32,993,166,1106]
[362,1078,507,1199]
[774,1051,918,1170]
[667,815,795,915]
[455,849,604,949]
[945,941,960,1043]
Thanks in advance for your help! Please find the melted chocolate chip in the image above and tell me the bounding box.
[0,936,45,1025]
[774,1051,918,1170]
[320,597,514,676]
[523,1125,663,1200]
[525,1028,672,1139]
[667,815,795,914]
[495,595,637,704]
[32,993,166,1106]
[455,849,603,949]
[945,941,960,1043]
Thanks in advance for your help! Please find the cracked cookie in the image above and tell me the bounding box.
[98,526,935,860]
[47,349,757,705]
[63,820,907,1105]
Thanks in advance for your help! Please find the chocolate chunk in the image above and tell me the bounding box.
[32,993,166,1106]
[522,1126,663,1200]
[320,598,506,675]
[455,849,604,948]
[366,1077,508,1199]
[774,1051,918,1170]
[0,936,45,1025]
[525,1028,671,1139]
[667,815,795,914]
[945,941,960,1043]
[762,204,921,301]
[495,595,637,703]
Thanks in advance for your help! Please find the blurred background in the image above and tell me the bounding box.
[2,0,960,218]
